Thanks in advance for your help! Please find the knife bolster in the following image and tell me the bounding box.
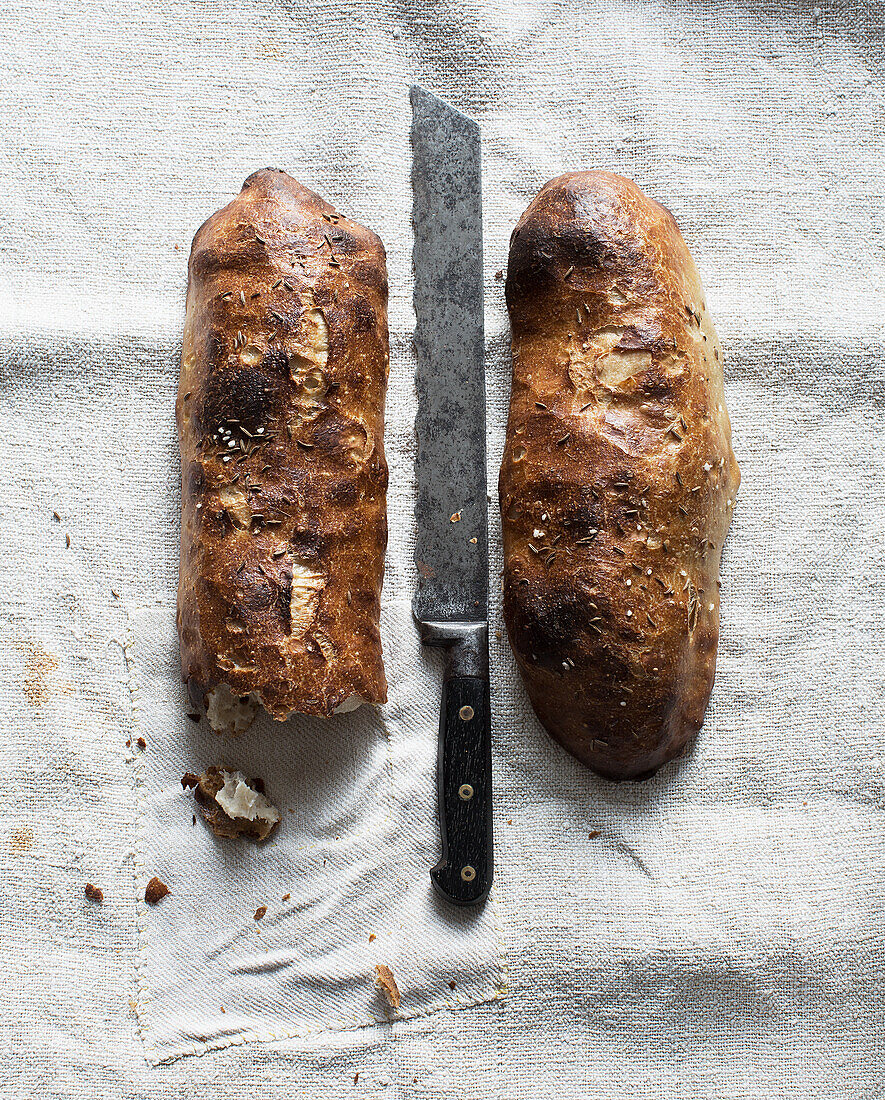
[418,620,489,679]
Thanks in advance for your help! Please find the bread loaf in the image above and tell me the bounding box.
[499,171,739,780]
[177,169,388,731]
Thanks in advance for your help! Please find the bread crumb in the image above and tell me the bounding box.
[181,773,199,789]
[353,1073,359,1084]
[136,737,146,750]
[494,269,504,280]
[254,905,267,920]
[125,740,131,748]
[368,934,376,942]
[220,1005,225,1013]
[84,883,103,903]
[65,533,71,548]
[448,979,457,990]
[282,893,290,902]
[374,964,400,1009]
[145,876,170,905]
[588,830,601,839]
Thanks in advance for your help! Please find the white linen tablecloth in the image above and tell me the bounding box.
[0,0,883,1095]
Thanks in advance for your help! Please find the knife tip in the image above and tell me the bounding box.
[409,85,477,133]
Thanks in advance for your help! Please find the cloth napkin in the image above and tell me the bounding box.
[1,0,884,1096]
[125,598,503,1062]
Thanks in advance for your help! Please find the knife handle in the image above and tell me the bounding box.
[420,621,493,906]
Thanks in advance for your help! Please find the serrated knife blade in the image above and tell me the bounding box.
[410,85,493,906]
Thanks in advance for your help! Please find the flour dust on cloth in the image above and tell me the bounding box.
[125,596,503,1063]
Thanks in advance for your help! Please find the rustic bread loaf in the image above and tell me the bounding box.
[177,169,388,731]
[499,171,739,780]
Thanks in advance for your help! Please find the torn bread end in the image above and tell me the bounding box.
[190,766,280,841]
[205,683,367,728]
[205,684,261,734]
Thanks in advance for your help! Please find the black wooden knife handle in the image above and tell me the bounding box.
[419,621,493,906]
[431,673,493,905]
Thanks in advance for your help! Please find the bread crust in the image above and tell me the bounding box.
[177,169,388,725]
[500,171,739,780]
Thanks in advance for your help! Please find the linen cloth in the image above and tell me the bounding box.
[125,597,503,1062]
[0,0,884,1096]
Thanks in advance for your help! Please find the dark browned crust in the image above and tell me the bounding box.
[500,171,739,781]
[190,765,279,842]
[177,169,388,720]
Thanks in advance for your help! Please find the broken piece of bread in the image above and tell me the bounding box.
[184,766,280,841]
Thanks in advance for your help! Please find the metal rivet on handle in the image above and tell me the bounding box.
[460,865,476,882]
[459,705,474,721]
[458,783,474,801]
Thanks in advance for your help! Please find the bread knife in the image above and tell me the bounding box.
[410,86,493,906]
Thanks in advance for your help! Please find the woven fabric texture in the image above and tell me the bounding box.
[0,0,883,1096]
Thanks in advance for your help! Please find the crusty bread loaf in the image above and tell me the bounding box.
[177,169,388,731]
[499,171,739,780]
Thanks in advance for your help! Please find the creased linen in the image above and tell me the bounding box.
[0,0,883,1096]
